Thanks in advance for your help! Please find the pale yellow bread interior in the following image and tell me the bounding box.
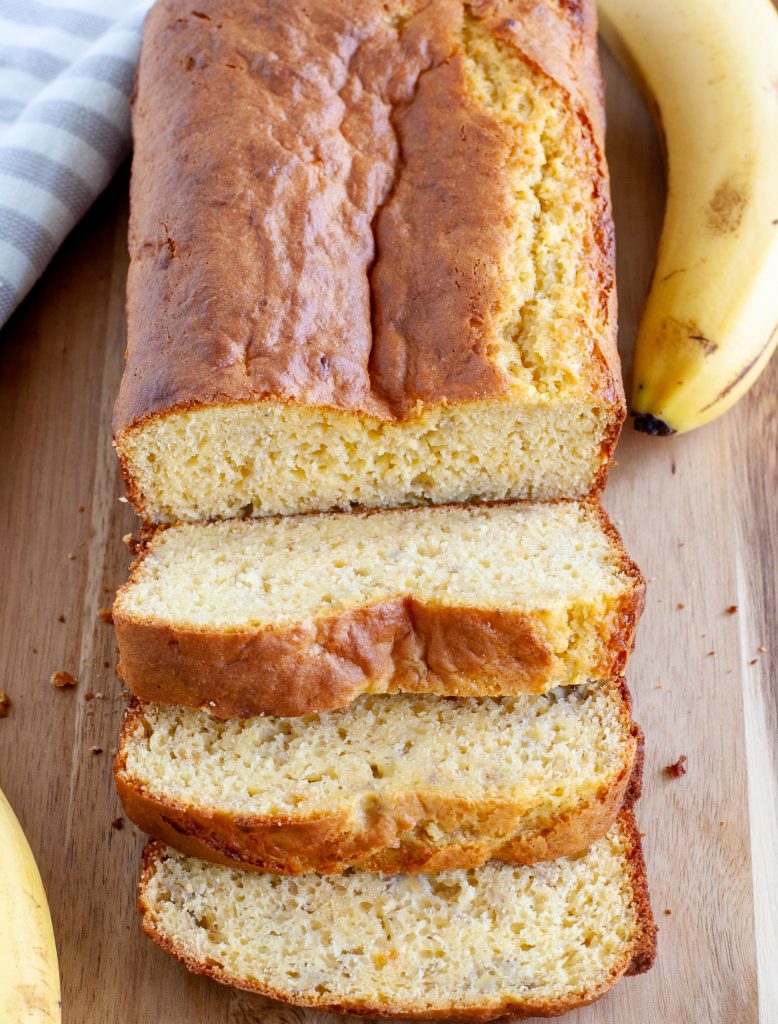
[118,682,637,870]
[119,398,617,524]
[139,816,654,1016]
[117,503,629,628]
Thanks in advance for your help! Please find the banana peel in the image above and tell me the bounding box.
[598,0,778,434]
[0,787,60,1023]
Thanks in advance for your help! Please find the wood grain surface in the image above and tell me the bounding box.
[0,40,775,1024]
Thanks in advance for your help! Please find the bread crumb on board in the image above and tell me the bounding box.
[0,691,11,718]
[111,817,124,830]
[726,605,738,614]
[98,607,113,624]
[90,746,103,755]
[664,755,688,778]
[51,671,77,689]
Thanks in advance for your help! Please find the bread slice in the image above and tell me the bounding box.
[139,813,656,1020]
[116,0,621,525]
[114,501,644,717]
[116,681,642,874]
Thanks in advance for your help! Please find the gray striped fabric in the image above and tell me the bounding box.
[0,0,151,328]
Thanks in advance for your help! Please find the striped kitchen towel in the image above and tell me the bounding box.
[0,0,152,329]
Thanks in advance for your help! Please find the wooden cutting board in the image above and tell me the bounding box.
[0,42,775,1024]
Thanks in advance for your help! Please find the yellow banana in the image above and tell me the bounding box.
[597,0,778,434]
[0,787,60,1023]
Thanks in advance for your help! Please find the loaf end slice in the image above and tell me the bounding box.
[114,501,644,716]
[116,681,641,874]
[138,813,656,1020]
[117,0,621,524]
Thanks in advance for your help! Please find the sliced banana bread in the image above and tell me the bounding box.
[116,681,641,874]
[139,813,656,1019]
[114,501,644,717]
[116,0,621,525]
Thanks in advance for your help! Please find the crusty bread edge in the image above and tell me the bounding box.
[620,809,659,976]
[137,809,656,1022]
[116,680,642,874]
[113,500,645,718]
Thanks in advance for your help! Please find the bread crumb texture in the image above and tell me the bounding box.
[118,681,636,870]
[117,0,619,522]
[119,504,628,627]
[121,401,613,523]
[140,817,651,1015]
[122,685,630,818]
[115,503,641,703]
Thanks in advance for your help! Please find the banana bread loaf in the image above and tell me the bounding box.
[115,0,621,524]
[138,812,656,1019]
[113,501,644,716]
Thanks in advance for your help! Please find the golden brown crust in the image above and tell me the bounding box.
[115,0,622,511]
[115,600,557,716]
[116,680,642,874]
[115,586,643,717]
[119,756,636,875]
[619,809,659,976]
[114,501,645,717]
[137,810,655,1021]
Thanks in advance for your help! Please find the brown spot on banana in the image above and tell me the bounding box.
[658,317,718,356]
[659,268,687,284]
[706,179,747,234]
[699,319,778,413]
[687,331,718,355]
